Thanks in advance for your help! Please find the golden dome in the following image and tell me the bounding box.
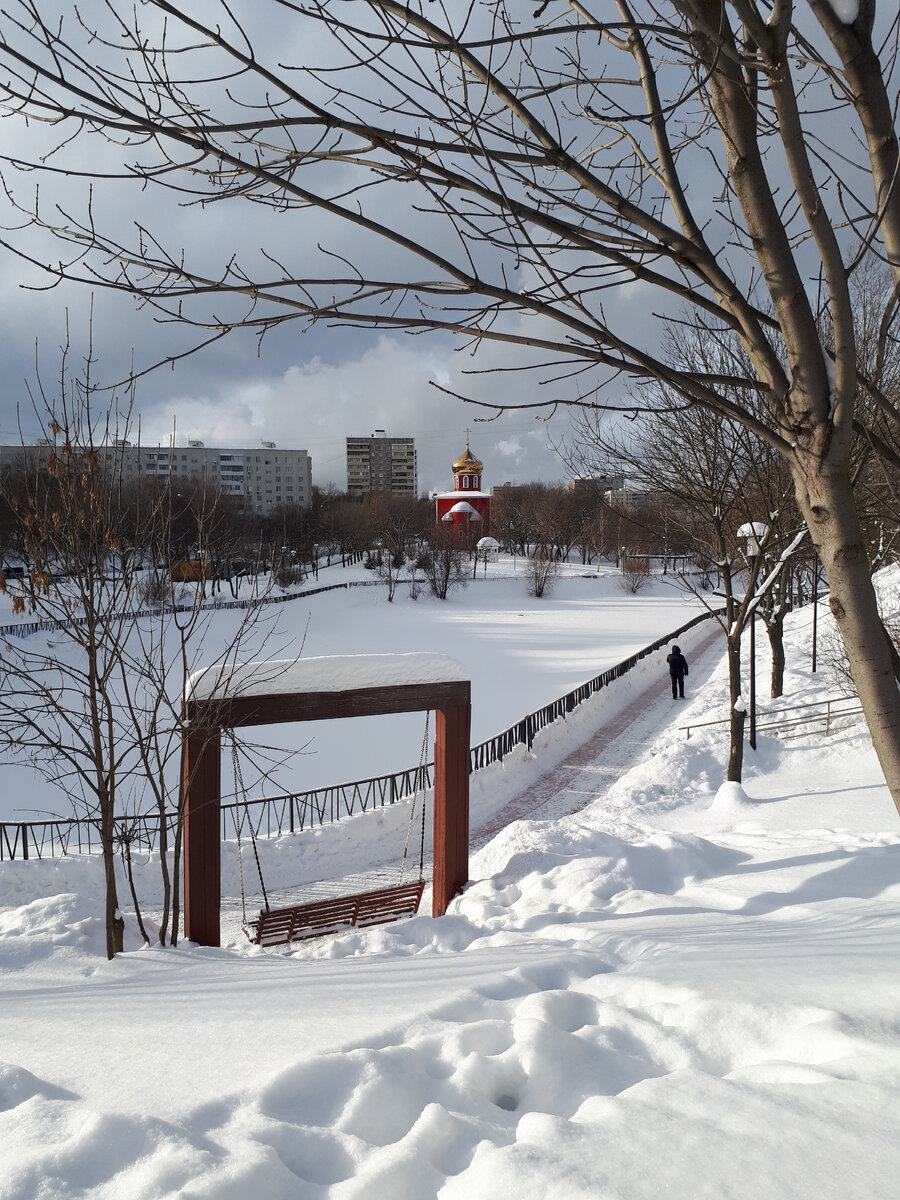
[452,438,483,475]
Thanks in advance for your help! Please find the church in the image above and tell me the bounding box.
[434,436,492,540]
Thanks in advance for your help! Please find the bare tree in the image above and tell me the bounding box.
[3,3,900,807]
[421,532,469,600]
[620,556,652,594]
[526,545,560,598]
[0,359,287,955]
[574,363,795,781]
[370,495,421,600]
[372,546,404,601]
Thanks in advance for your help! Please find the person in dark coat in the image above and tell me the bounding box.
[667,644,688,699]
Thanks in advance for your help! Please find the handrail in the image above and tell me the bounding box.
[1,605,724,861]
[681,694,862,740]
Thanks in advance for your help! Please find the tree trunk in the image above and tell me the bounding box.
[122,840,150,945]
[170,817,184,947]
[766,619,786,699]
[103,837,125,959]
[881,619,900,686]
[794,464,900,817]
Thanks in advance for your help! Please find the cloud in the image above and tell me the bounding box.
[496,436,523,460]
[135,335,570,494]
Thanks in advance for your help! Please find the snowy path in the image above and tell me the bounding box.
[471,624,725,845]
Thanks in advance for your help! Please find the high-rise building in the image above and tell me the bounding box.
[135,440,312,516]
[0,439,313,517]
[346,430,417,497]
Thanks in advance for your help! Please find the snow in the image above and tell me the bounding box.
[736,521,769,539]
[825,0,860,23]
[2,559,900,1197]
[432,491,491,501]
[750,528,808,611]
[188,652,469,702]
[0,561,704,814]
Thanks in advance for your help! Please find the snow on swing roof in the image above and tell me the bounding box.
[187,652,470,703]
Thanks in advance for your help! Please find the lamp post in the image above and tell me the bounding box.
[749,598,757,750]
[811,557,820,673]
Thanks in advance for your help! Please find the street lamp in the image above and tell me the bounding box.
[737,521,769,751]
[811,556,821,672]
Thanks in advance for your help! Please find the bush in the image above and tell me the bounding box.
[139,569,175,609]
[424,543,468,599]
[526,548,559,598]
[620,556,651,593]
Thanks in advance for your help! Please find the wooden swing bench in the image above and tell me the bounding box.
[246,880,426,947]
[182,662,471,950]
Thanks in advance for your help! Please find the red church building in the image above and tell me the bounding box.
[434,436,492,540]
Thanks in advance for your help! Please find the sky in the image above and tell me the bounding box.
[0,266,580,496]
[0,1,659,495]
[0,13,589,498]
[0,2,876,496]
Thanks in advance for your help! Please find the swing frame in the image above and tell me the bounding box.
[181,672,471,948]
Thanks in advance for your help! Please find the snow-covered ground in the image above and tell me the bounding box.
[2,563,900,1198]
[0,559,704,820]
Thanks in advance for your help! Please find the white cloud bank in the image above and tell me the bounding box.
[137,335,570,493]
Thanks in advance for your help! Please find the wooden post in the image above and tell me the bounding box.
[182,727,222,947]
[433,699,471,916]
[181,672,470,940]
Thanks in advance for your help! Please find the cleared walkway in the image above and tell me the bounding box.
[472,623,725,847]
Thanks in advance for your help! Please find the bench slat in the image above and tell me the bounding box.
[246,881,425,946]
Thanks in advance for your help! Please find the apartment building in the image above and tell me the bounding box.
[0,439,313,517]
[346,430,417,497]
[136,440,312,515]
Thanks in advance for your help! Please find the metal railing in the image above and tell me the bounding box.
[0,810,169,861]
[681,694,863,740]
[0,577,382,642]
[1,606,723,861]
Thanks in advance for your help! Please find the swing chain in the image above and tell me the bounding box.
[400,709,430,884]
[231,734,250,925]
[231,729,271,913]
